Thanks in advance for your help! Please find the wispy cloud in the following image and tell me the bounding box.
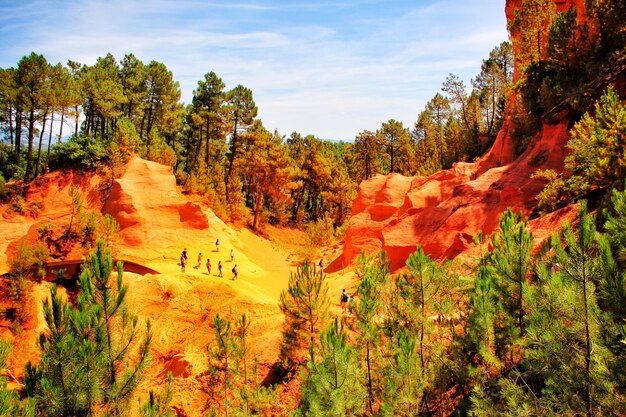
[0,0,508,140]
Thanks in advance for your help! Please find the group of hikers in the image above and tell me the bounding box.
[179,239,238,280]
[179,246,350,313]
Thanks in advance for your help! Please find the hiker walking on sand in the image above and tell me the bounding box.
[340,289,349,314]
[232,264,238,280]
[218,260,223,277]
[180,248,188,272]
[216,238,220,251]
[230,248,235,262]
[206,258,211,275]
[195,252,202,269]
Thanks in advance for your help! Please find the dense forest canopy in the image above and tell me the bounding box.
[0,42,513,229]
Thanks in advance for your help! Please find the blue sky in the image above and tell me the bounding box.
[0,0,508,140]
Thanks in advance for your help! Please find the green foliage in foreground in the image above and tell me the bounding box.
[23,240,152,417]
[0,339,35,416]
[294,199,626,416]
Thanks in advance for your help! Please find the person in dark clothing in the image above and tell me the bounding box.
[218,260,223,277]
[340,289,349,314]
[232,264,238,280]
[180,248,188,272]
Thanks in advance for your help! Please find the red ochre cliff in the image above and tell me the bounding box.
[339,0,587,270]
[341,118,578,270]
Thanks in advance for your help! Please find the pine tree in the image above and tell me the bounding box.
[380,330,423,417]
[279,259,329,370]
[138,372,176,417]
[398,246,445,414]
[552,202,603,416]
[78,240,152,415]
[472,203,622,416]
[15,52,49,182]
[192,71,227,176]
[601,186,626,390]
[24,284,101,416]
[508,0,557,69]
[352,130,381,181]
[379,119,414,175]
[26,240,152,416]
[225,85,257,193]
[403,247,442,376]
[119,53,147,124]
[142,61,182,139]
[566,87,626,193]
[241,122,297,229]
[422,93,451,170]
[81,53,126,139]
[235,313,252,416]
[354,251,389,415]
[489,209,533,346]
[298,318,366,417]
[472,42,513,139]
[209,314,238,417]
[466,231,501,372]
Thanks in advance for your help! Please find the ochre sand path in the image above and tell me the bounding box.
[99,158,356,414]
[0,158,356,415]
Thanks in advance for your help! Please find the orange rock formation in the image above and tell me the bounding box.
[340,0,587,270]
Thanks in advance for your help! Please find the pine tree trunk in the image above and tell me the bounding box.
[226,115,239,191]
[24,108,36,182]
[140,109,147,139]
[74,105,79,137]
[224,354,229,417]
[419,271,425,374]
[45,111,54,170]
[252,186,263,230]
[59,109,65,143]
[366,344,374,415]
[86,106,91,136]
[146,102,154,135]
[518,258,525,336]
[206,118,211,176]
[8,103,14,149]
[15,109,22,157]
[292,187,305,221]
[195,125,203,170]
[582,259,593,417]
[489,83,496,136]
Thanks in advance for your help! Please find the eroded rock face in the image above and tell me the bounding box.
[342,115,576,270]
[102,157,209,247]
